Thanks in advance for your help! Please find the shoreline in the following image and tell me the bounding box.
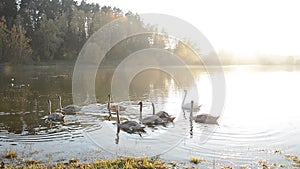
[1,147,299,169]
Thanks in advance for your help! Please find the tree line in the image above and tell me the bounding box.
[0,0,201,65]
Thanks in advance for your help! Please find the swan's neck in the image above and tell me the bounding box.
[116,110,120,125]
[58,97,62,110]
[139,103,143,122]
[107,96,112,117]
[107,95,111,110]
[151,103,155,115]
[182,91,187,106]
[48,102,52,115]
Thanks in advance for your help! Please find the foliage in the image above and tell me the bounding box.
[0,17,9,62]
[173,40,202,65]
[34,16,63,61]
[0,0,199,65]
[0,17,32,64]
[0,0,17,29]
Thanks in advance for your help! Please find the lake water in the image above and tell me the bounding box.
[0,64,300,168]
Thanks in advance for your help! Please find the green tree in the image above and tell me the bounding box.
[7,24,32,64]
[1,0,175,64]
[55,12,69,59]
[0,0,17,29]
[173,40,202,65]
[65,7,88,56]
[0,17,32,64]
[18,0,41,38]
[0,17,9,62]
[35,16,63,60]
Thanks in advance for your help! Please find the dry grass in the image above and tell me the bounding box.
[3,157,169,169]
[5,149,17,159]
[189,157,203,164]
[2,152,299,169]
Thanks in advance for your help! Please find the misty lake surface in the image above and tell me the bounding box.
[0,63,300,168]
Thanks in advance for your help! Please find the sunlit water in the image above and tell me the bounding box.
[0,64,300,168]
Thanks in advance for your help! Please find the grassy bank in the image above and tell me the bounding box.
[2,153,300,169]
[2,157,171,169]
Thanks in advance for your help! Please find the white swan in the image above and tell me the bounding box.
[151,103,175,122]
[190,100,219,125]
[182,90,202,111]
[57,96,81,113]
[116,106,145,134]
[139,102,166,126]
[47,99,65,121]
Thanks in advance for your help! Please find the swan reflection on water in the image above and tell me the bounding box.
[116,106,145,134]
[113,101,178,144]
[189,100,220,138]
[115,105,145,144]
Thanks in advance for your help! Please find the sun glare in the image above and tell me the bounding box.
[88,0,300,58]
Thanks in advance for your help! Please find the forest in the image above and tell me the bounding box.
[0,0,200,65]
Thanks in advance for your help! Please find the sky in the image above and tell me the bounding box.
[86,0,300,57]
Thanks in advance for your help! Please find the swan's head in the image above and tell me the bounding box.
[107,94,111,98]
[138,101,143,106]
[57,95,61,100]
[47,99,51,105]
